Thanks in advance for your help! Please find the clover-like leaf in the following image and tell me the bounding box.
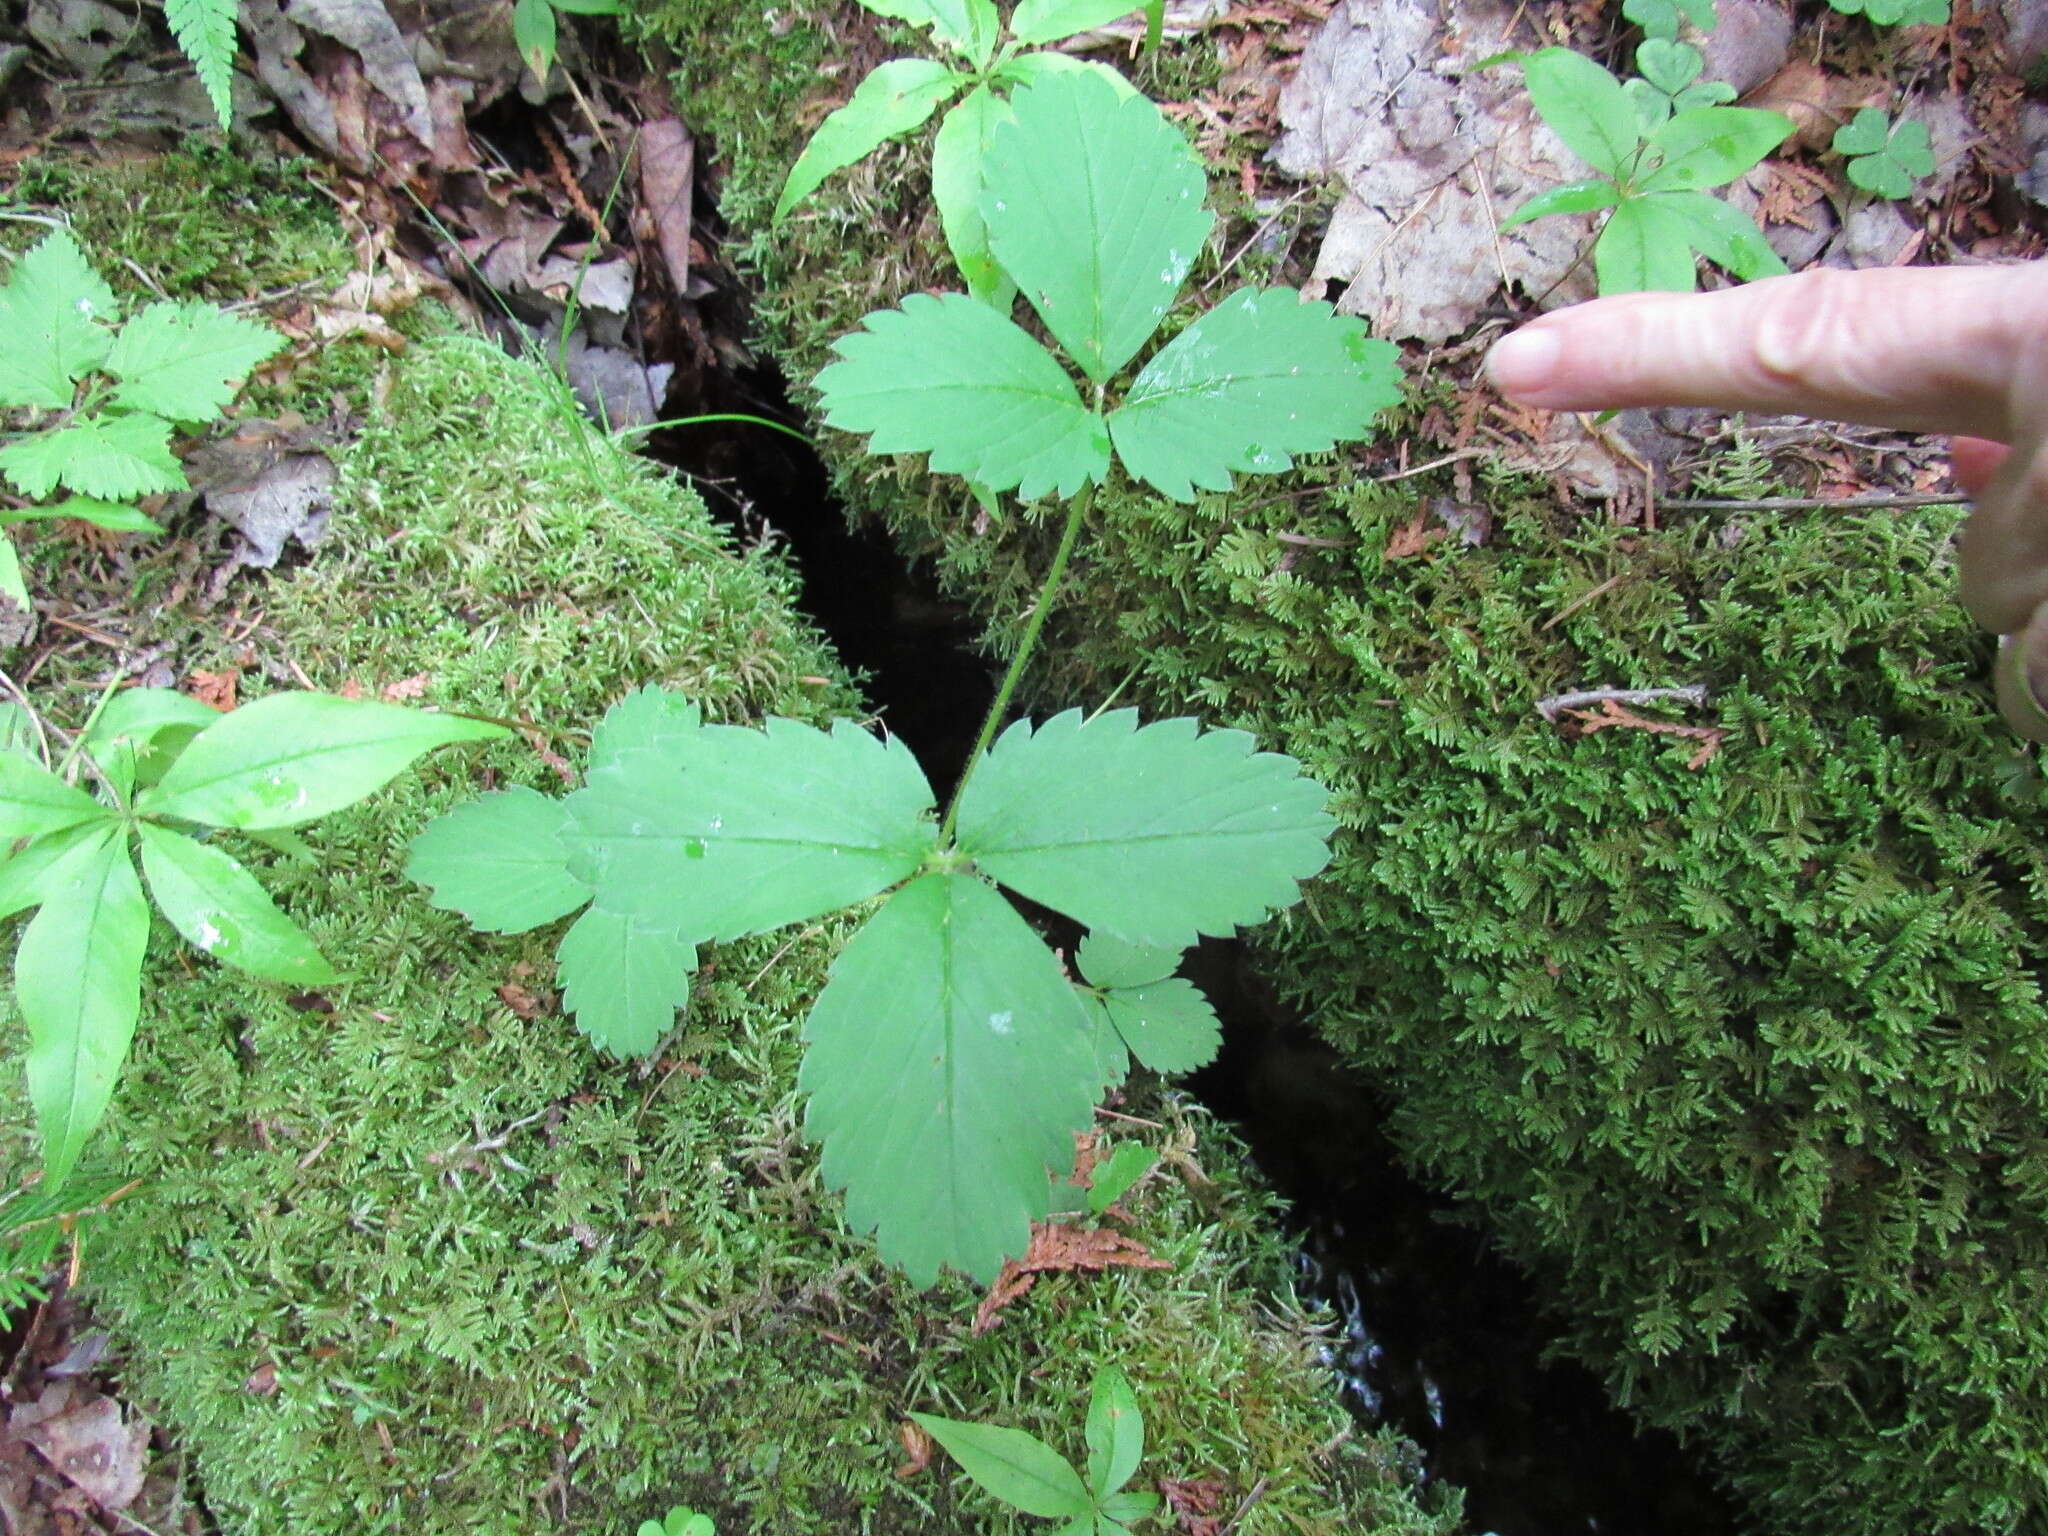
[1833,109,1934,200]
[1084,1365,1144,1497]
[1635,38,1703,93]
[982,70,1212,383]
[138,692,508,830]
[816,292,1110,500]
[1521,48,1643,180]
[16,825,147,1188]
[0,413,185,502]
[930,85,1016,305]
[554,905,695,1057]
[1623,0,1718,39]
[1009,0,1140,44]
[802,872,1100,1285]
[136,823,339,984]
[954,709,1335,949]
[106,300,285,422]
[1106,285,1402,502]
[406,784,592,934]
[0,230,118,410]
[569,713,937,939]
[773,59,966,222]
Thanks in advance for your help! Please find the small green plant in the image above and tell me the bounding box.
[773,0,1156,303]
[1077,1134,1159,1218]
[634,1508,713,1536]
[1624,39,1736,128]
[410,72,1400,1286]
[168,0,238,128]
[1621,0,1717,41]
[512,0,625,86]
[1502,47,1793,293]
[0,689,505,1188]
[912,1365,1158,1532]
[0,226,282,613]
[1825,0,1948,24]
[1831,107,1935,200]
[0,1171,130,1313]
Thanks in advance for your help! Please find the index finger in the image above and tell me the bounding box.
[1485,265,2048,443]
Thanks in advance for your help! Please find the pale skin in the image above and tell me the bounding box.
[1485,264,2048,735]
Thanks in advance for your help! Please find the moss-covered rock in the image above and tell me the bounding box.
[0,148,1458,1534]
[630,6,2048,1529]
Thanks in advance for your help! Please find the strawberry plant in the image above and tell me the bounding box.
[772,0,1156,304]
[912,1365,1157,1533]
[0,689,505,1188]
[1502,46,1793,293]
[410,71,1402,1286]
[0,227,282,614]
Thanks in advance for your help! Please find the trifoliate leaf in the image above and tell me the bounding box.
[907,1410,1093,1517]
[0,413,185,502]
[773,60,965,222]
[982,71,1212,383]
[570,714,937,940]
[930,85,1016,305]
[817,293,1110,501]
[954,709,1336,948]
[107,301,285,422]
[166,0,238,127]
[1634,37,1704,93]
[1593,195,1699,292]
[0,230,117,409]
[587,686,702,772]
[136,823,339,984]
[1107,285,1402,502]
[16,825,146,1188]
[1075,930,1178,989]
[139,692,508,830]
[0,751,116,841]
[1009,0,1140,44]
[1084,1365,1144,1497]
[406,785,592,933]
[554,904,695,1057]
[1521,49,1642,180]
[801,872,1100,1285]
[1098,975,1219,1074]
[1834,110,1934,201]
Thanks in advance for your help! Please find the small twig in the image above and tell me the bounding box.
[1535,684,1707,723]
[1540,572,1626,632]
[1218,1475,1270,1535]
[1372,447,1492,484]
[1273,531,1351,548]
[1658,492,1968,512]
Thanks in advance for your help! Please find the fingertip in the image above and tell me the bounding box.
[1486,325,1564,400]
[1950,436,2010,497]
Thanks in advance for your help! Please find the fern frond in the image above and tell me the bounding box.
[164,0,238,130]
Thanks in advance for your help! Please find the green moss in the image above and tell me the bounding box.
[3,339,1453,1535]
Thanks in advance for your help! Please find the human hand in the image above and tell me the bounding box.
[1484,264,2048,737]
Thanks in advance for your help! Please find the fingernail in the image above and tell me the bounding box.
[1487,326,1563,398]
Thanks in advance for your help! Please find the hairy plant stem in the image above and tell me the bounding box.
[936,483,1094,847]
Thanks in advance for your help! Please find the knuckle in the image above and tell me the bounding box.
[1746,269,1870,397]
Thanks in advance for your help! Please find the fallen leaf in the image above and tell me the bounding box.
[186,668,239,711]
[1382,509,1444,561]
[1160,1474,1228,1536]
[380,673,429,700]
[638,116,696,298]
[496,983,549,1019]
[971,1221,1171,1335]
[894,1418,934,1479]
[11,1383,149,1511]
[244,1361,278,1396]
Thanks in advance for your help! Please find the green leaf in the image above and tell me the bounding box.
[1098,975,1220,1073]
[1634,38,1703,93]
[1673,78,1738,110]
[16,826,147,1188]
[1649,189,1788,280]
[106,301,284,422]
[931,87,1016,305]
[549,0,622,13]
[1085,1139,1157,1215]
[1623,0,1717,39]
[954,709,1336,949]
[0,413,185,502]
[587,686,703,771]
[801,873,1101,1285]
[80,687,216,797]
[11,496,164,533]
[816,293,1111,501]
[0,822,109,921]
[406,785,592,934]
[513,0,557,75]
[1500,176,1622,230]
[1593,194,1699,292]
[136,824,339,984]
[1624,77,1674,131]
[1084,1365,1144,1497]
[1830,105,1891,156]
[1521,48,1643,180]
[1106,285,1403,502]
[983,71,1212,383]
[991,51,1139,97]
[1636,106,1792,192]
[166,0,238,127]
[0,230,117,410]
[1009,0,1140,45]
[0,537,25,617]
[0,752,114,841]
[1075,931,1177,989]
[1084,996,1130,1091]
[773,60,966,222]
[1834,111,1934,200]
[554,904,694,1057]
[908,1411,1094,1517]
[1097,1490,1162,1525]
[569,714,937,939]
[859,0,998,61]
[138,692,508,831]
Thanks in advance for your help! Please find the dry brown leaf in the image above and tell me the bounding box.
[1564,699,1725,770]
[244,1361,278,1396]
[638,116,696,297]
[893,1419,934,1479]
[496,983,549,1020]
[381,673,430,701]
[186,668,239,711]
[1382,510,1445,561]
[1161,1474,1229,1535]
[971,1221,1172,1335]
